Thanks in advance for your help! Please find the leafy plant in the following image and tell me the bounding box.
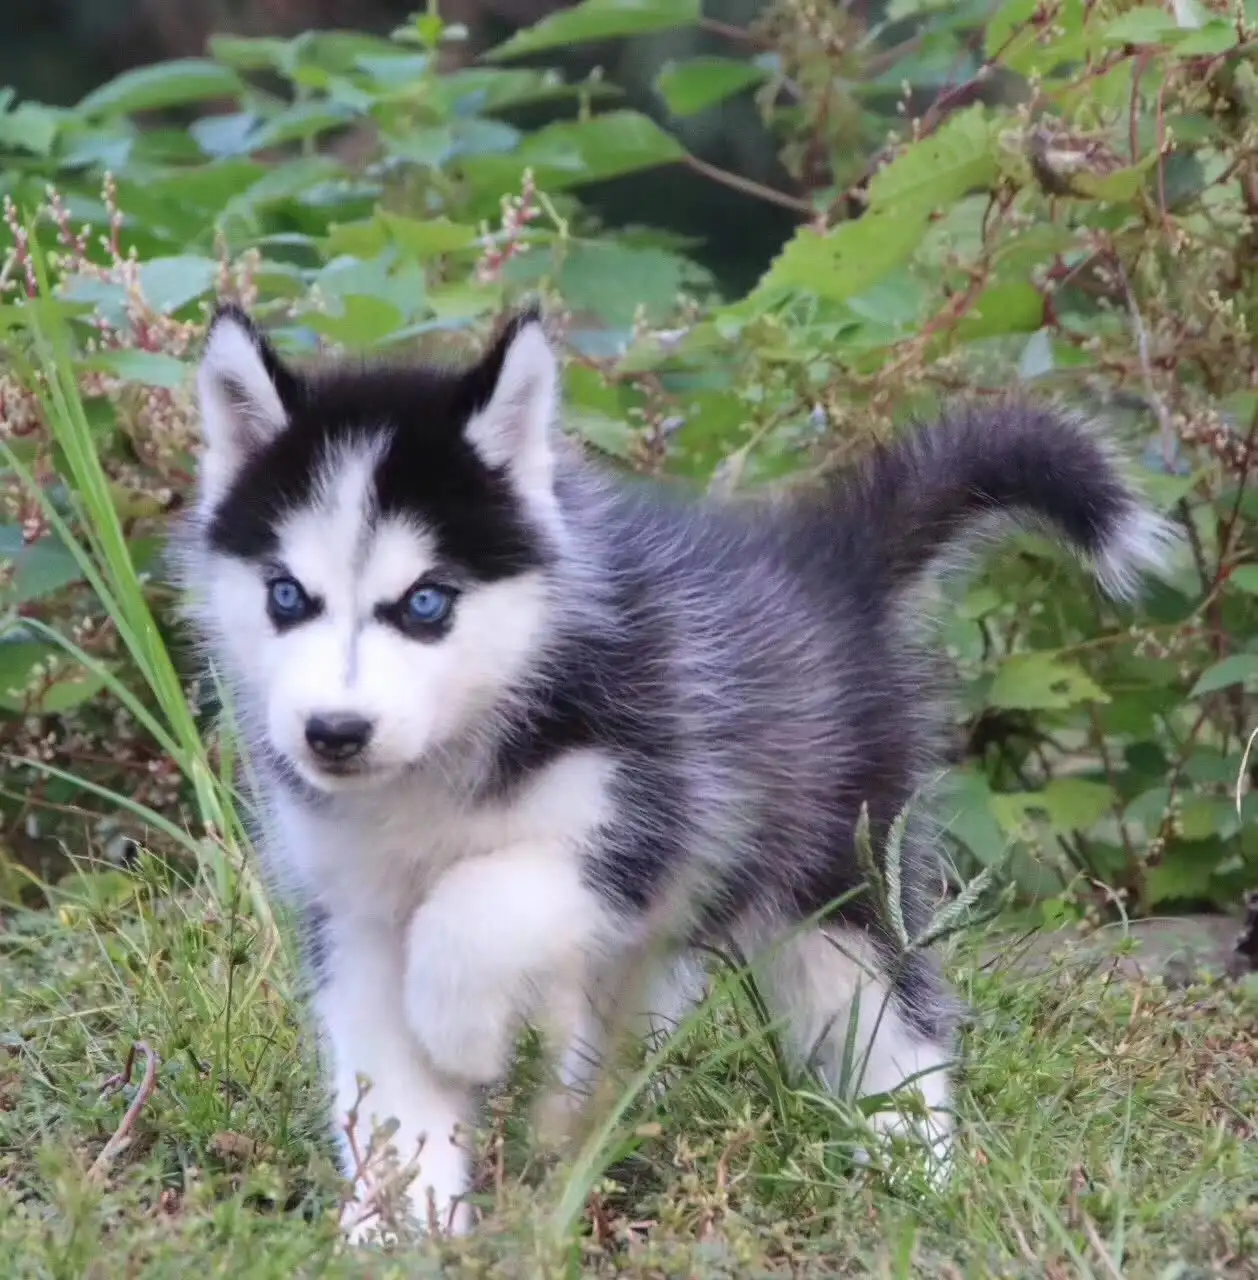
[1,0,1257,930]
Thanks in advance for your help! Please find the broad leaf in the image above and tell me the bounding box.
[655,57,767,117]
[866,106,996,216]
[77,59,244,117]
[1190,653,1258,697]
[988,652,1110,710]
[87,350,189,389]
[0,530,82,607]
[742,207,924,308]
[990,778,1116,834]
[137,257,220,315]
[487,0,701,61]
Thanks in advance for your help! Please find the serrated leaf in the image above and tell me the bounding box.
[0,641,100,714]
[190,111,259,159]
[1146,842,1222,905]
[518,110,686,184]
[208,35,294,72]
[137,256,220,315]
[77,59,244,117]
[987,0,1093,76]
[379,214,479,259]
[1228,565,1258,594]
[87,349,188,389]
[247,101,357,151]
[867,106,996,215]
[0,102,61,156]
[554,240,705,326]
[655,57,767,117]
[1175,20,1239,55]
[988,652,1110,710]
[0,530,82,606]
[568,409,638,459]
[1101,7,1179,44]
[302,294,406,348]
[953,280,1044,342]
[939,768,1012,867]
[487,0,701,61]
[990,778,1115,834]
[743,206,923,307]
[1190,653,1258,697]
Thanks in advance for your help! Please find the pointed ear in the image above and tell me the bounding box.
[196,305,299,493]
[461,308,559,492]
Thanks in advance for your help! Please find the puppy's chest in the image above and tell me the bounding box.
[272,748,619,919]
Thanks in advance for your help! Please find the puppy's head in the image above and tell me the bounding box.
[184,306,564,792]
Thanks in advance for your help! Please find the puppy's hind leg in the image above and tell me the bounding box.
[532,949,708,1150]
[751,924,956,1184]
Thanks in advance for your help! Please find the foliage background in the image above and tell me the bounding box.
[1,2,1257,1274]
[4,0,1258,924]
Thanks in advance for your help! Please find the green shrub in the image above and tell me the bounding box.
[1,0,1256,922]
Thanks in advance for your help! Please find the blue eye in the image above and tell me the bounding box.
[402,584,454,629]
[267,576,311,624]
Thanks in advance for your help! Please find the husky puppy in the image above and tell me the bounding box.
[178,304,1175,1237]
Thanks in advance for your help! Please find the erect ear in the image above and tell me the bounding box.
[196,305,300,494]
[460,307,559,493]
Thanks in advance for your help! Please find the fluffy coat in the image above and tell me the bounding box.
[176,305,1177,1237]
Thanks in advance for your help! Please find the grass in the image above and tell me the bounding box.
[2,243,1256,1280]
[2,861,1255,1279]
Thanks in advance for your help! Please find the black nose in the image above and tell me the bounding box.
[305,713,373,762]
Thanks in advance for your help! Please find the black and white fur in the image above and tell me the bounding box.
[177,304,1176,1237]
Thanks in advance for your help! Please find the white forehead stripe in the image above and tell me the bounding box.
[271,436,442,616]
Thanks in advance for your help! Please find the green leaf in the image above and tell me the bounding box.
[1146,843,1224,906]
[0,530,82,606]
[1190,653,1258,697]
[988,652,1110,710]
[655,57,767,117]
[501,111,686,187]
[990,778,1115,834]
[1101,6,1180,44]
[86,349,188,389]
[866,106,996,216]
[568,408,638,459]
[0,102,61,156]
[247,101,357,151]
[77,59,244,117]
[0,641,100,714]
[553,241,705,326]
[486,0,701,61]
[208,35,294,73]
[953,281,1044,342]
[1228,565,1258,594]
[939,768,1012,867]
[302,294,406,348]
[137,256,220,315]
[744,208,930,307]
[1175,19,1239,54]
[379,214,480,259]
[987,0,1093,75]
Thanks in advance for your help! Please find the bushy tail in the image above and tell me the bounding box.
[832,401,1180,602]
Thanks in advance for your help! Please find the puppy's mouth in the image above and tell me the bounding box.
[294,753,401,793]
